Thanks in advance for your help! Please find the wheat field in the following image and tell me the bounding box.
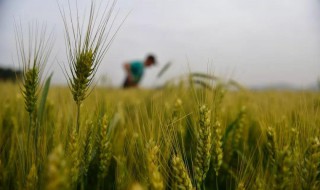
[0,81,319,190]
[1,1,319,189]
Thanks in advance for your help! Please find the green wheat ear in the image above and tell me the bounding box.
[59,0,123,133]
[301,137,320,189]
[274,146,293,190]
[71,50,94,105]
[68,129,80,185]
[266,126,277,169]
[212,121,223,176]
[23,67,39,115]
[99,115,112,180]
[14,21,54,152]
[194,105,212,188]
[46,144,70,190]
[171,154,193,190]
[146,139,164,190]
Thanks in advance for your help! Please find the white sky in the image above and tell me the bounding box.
[0,0,320,88]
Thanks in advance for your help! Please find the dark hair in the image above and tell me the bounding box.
[146,54,156,64]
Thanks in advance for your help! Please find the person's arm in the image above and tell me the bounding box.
[123,63,130,72]
[123,63,134,81]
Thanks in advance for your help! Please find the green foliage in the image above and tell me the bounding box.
[38,73,53,123]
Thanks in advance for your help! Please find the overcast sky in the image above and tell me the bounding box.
[0,0,320,88]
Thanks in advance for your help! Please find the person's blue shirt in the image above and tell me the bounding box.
[130,61,144,83]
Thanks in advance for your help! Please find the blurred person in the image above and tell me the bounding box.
[123,54,156,88]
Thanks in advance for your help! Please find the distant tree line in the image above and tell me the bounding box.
[0,67,22,82]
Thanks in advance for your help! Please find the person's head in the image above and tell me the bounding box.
[144,54,156,67]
